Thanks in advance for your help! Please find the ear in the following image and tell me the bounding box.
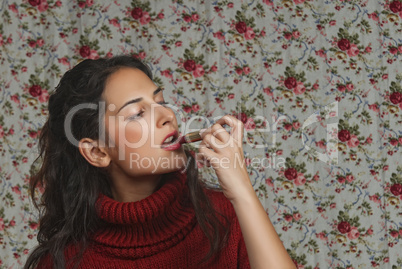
[78,138,111,168]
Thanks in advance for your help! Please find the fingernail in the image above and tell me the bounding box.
[199,128,207,136]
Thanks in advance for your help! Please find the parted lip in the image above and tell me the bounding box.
[161,130,179,146]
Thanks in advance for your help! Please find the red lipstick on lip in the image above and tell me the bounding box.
[161,131,181,150]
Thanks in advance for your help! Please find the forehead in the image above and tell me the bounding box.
[102,67,155,105]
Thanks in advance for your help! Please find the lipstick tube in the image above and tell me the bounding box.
[178,130,203,144]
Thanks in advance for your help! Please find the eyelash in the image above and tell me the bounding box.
[127,101,170,120]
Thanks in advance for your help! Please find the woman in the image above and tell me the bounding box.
[25,55,295,268]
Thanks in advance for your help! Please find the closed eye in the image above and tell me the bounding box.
[127,102,169,121]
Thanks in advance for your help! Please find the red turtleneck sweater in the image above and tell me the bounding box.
[37,171,250,268]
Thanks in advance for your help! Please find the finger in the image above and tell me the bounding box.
[198,144,218,162]
[202,133,227,152]
[210,123,231,143]
[214,115,244,144]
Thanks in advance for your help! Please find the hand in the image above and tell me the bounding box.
[196,114,254,202]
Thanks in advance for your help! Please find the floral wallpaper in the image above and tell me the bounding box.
[1,0,402,268]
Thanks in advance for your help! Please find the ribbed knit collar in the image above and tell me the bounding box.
[91,171,197,258]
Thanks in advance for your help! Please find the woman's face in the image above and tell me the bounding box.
[101,67,188,180]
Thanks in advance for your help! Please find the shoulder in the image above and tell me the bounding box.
[203,187,236,220]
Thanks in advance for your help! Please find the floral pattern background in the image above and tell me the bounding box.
[1,0,402,268]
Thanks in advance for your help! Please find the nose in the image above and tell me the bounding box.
[154,103,175,127]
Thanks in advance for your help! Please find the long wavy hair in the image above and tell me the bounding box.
[24,55,229,269]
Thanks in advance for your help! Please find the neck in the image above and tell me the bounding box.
[110,174,163,203]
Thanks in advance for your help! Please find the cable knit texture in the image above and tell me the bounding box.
[37,171,250,268]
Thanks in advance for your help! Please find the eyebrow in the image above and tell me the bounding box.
[117,87,163,113]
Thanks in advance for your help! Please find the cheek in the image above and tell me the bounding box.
[105,118,150,148]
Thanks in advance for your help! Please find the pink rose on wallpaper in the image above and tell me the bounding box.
[109,18,120,28]
[265,178,274,187]
[284,32,292,40]
[193,64,204,78]
[244,118,256,130]
[235,68,243,75]
[9,4,18,13]
[389,47,398,55]
[284,123,293,131]
[243,66,251,75]
[347,135,360,148]
[292,121,300,129]
[263,0,273,5]
[183,15,191,23]
[368,12,379,21]
[293,213,302,221]
[368,104,379,112]
[175,41,182,47]
[28,0,40,6]
[337,85,346,92]
[338,221,351,234]
[0,126,4,139]
[390,183,402,196]
[138,51,146,59]
[346,174,355,183]
[337,176,346,184]
[10,94,19,104]
[294,82,306,95]
[315,140,326,149]
[183,59,196,72]
[160,69,172,78]
[191,13,199,22]
[263,87,273,96]
[390,0,402,13]
[213,31,225,40]
[228,93,235,99]
[390,231,399,239]
[284,77,297,89]
[37,0,48,12]
[140,12,151,25]
[294,173,306,186]
[236,112,248,124]
[29,85,42,97]
[346,83,354,91]
[338,129,351,142]
[390,139,398,146]
[38,89,49,103]
[192,104,200,112]
[79,45,91,58]
[28,40,36,48]
[347,44,359,57]
[390,92,402,104]
[58,57,69,66]
[37,39,44,47]
[86,0,93,7]
[0,218,4,231]
[292,31,301,39]
[337,38,351,51]
[88,49,99,60]
[315,49,326,58]
[347,227,360,240]
[235,21,247,34]
[284,215,293,222]
[244,27,255,40]
[284,168,297,180]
